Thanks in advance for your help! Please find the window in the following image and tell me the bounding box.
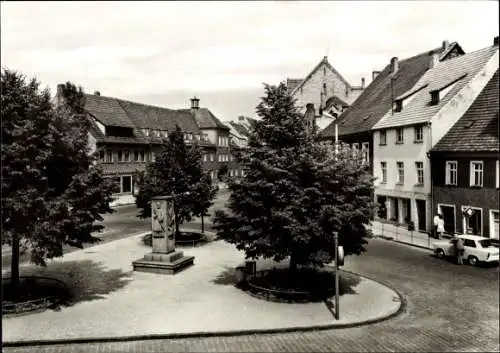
[352,143,359,157]
[121,176,132,193]
[445,161,457,185]
[210,154,214,162]
[430,91,439,105]
[379,130,387,145]
[396,128,404,144]
[362,142,369,164]
[139,151,145,162]
[99,151,105,162]
[124,150,130,162]
[105,151,113,163]
[496,160,499,188]
[414,125,423,143]
[397,162,404,184]
[463,239,476,248]
[151,152,156,162]
[470,161,483,187]
[117,151,123,162]
[394,100,402,113]
[110,175,133,194]
[381,162,387,183]
[415,161,424,185]
[203,154,207,162]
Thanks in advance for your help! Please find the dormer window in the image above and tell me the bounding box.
[430,91,439,106]
[394,99,403,112]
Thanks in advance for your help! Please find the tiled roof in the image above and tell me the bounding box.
[320,45,450,138]
[180,108,230,130]
[325,95,349,109]
[431,69,499,152]
[100,162,146,176]
[373,45,498,130]
[85,94,135,128]
[84,94,200,133]
[286,78,303,93]
[229,121,252,137]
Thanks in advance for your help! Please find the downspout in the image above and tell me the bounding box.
[427,121,433,234]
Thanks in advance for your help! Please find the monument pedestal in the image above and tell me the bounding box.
[132,195,195,275]
[133,250,194,274]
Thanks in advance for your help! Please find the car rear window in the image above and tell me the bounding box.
[479,239,492,248]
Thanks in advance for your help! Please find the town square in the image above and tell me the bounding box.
[1,1,499,352]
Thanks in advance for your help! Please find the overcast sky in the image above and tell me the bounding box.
[1,1,498,121]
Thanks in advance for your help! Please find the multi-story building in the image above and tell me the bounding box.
[371,39,498,233]
[429,68,499,240]
[179,97,234,182]
[56,87,239,206]
[319,41,465,173]
[286,56,365,132]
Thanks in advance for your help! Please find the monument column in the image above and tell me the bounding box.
[133,195,194,275]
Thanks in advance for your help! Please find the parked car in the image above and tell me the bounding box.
[432,235,499,266]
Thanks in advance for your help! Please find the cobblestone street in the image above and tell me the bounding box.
[4,239,498,352]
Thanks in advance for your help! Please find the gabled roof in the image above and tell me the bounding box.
[320,43,459,138]
[373,45,498,130]
[85,94,136,128]
[325,95,349,109]
[290,56,352,96]
[431,69,499,153]
[179,108,230,131]
[83,93,200,133]
[286,78,303,93]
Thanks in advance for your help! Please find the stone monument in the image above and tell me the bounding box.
[132,196,195,274]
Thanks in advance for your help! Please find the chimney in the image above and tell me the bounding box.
[494,36,499,46]
[361,77,365,89]
[94,91,100,96]
[442,40,450,52]
[323,56,328,63]
[429,52,440,69]
[190,96,200,110]
[372,70,381,81]
[238,116,245,121]
[390,57,399,75]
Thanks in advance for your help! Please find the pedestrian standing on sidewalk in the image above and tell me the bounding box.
[436,214,445,239]
[455,237,465,265]
[433,212,441,239]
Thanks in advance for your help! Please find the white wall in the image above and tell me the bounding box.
[373,125,431,195]
[204,129,218,145]
[292,61,352,114]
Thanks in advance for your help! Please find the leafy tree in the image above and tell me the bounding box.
[1,70,115,289]
[135,126,218,236]
[217,164,228,181]
[213,82,374,272]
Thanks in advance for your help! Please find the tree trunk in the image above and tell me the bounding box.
[11,233,20,294]
[289,251,298,273]
[201,214,205,234]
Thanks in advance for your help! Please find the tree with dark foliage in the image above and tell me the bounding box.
[213,82,374,271]
[135,126,217,236]
[1,70,115,290]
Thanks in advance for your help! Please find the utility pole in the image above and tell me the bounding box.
[334,231,340,320]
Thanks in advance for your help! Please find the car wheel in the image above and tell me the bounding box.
[468,256,479,266]
[436,249,445,259]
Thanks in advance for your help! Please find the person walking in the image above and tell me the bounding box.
[455,237,465,265]
[436,214,445,239]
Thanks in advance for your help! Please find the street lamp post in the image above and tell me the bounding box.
[333,231,340,320]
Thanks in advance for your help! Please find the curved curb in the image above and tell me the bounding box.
[2,271,406,347]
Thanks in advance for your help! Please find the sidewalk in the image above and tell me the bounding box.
[2,232,402,344]
[371,221,436,250]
